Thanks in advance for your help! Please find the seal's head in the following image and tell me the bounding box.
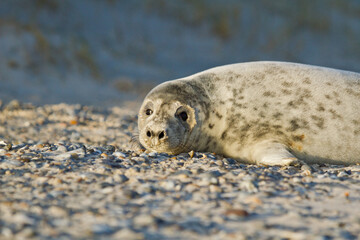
[138,80,208,154]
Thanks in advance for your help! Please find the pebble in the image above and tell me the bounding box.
[12,213,35,226]
[172,169,192,177]
[104,145,116,152]
[209,185,222,193]
[114,151,127,158]
[337,171,349,178]
[47,206,68,218]
[4,143,12,151]
[184,183,200,193]
[113,228,144,239]
[223,158,237,165]
[133,214,155,227]
[56,145,68,152]
[123,189,140,199]
[203,170,223,178]
[114,174,129,183]
[51,148,85,161]
[92,224,114,235]
[240,179,259,193]
[16,227,36,238]
[149,152,158,157]
[224,209,249,218]
[161,180,176,191]
[1,159,24,167]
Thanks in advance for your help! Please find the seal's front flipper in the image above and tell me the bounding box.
[251,140,299,166]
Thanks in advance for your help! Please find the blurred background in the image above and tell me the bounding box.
[0,0,359,109]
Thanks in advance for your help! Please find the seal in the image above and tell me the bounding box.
[138,61,360,166]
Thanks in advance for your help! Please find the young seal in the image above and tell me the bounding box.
[138,61,360,166]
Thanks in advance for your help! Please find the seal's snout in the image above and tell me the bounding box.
[146,129,166,140]
[145,126,168,146]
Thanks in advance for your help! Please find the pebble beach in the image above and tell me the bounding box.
[1,101,360,239]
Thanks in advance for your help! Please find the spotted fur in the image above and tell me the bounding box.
[138,61,360,165]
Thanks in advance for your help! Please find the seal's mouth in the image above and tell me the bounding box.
[140,133,185,155]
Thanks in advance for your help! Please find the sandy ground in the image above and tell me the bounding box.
[1,101,360,239]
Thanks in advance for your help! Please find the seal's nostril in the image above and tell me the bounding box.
[146,131,151,138]
[158,131,165,140]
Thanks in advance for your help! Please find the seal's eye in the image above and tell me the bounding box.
[145,109,153,116]
[179,111,188,121]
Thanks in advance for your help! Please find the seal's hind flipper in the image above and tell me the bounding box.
[251,140,299,166]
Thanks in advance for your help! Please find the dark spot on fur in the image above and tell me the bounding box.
[289,120,300,131]
[311,115,325,129]
[345,88,360,97]
[303,77,311,84]
[287,88,312,108]
[208,123,214,129]
[241,124,251,132]
[325,94,331,99]
[287,118,309,132]
[302,88,312,98]
[292,134,305,142]
[353,119,360,135]
[329,109,342,119]
[228,75,235,83]
[281,89,292,95]
[254,131,268,139]
[219,100,225,105]
[196,74,217,93]
[281,81,293,87]
[215,112,223,119]
[273,112,283,119]
[276,130,284,135]
[317,103,325,112]
[221,130,227,140]
[263,91,276,97]
[232,88,244,98]
[287,101,296,108]
[253,73,265,81]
